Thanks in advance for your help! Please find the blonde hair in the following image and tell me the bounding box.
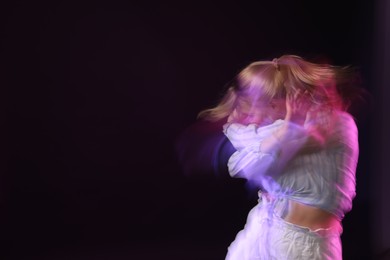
[198,55,351,122]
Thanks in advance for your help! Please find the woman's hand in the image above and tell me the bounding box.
[285,90,312,125]
[284,89,329,149]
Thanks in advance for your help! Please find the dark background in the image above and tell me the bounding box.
[1,0,387,259]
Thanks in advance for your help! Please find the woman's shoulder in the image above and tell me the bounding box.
[336,110,356,121]
[333,111,358,131]
[326,111,359,149]
[312,109,357,130]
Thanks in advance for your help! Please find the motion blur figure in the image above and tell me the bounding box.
[198,55,359,259]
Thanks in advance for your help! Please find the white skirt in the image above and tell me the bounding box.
[225,192,343,260]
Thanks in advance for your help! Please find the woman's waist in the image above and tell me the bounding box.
[259,191,342,234]
[282,199,342,232]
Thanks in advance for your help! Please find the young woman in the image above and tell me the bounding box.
[198,55,359,259]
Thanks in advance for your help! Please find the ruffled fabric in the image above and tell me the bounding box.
[223,112,359,220]
[223,120,308,193]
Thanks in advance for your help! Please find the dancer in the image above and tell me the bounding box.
[198,55,359,259]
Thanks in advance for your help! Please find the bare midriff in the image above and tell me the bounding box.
[283,200,341,232]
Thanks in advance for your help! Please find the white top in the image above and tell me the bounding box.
[223,111,359,220]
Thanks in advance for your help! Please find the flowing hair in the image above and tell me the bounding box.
[198,55,359,122]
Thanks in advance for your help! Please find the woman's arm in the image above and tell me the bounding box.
[226,91,321,188]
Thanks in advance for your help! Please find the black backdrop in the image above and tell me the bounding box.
[2,0,376,259]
